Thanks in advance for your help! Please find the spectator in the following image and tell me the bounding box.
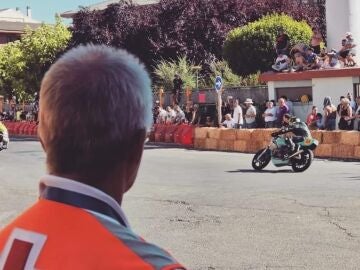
[166,106,176,124]
[153,100,160,124]
[338,97,353,130]
[293,52,307,71]
[306,106,323,129]
[276,97,289,127]
[263,101,277,128]
[222,113,235,128]
[272,53,290,72]
[304,47,319,70]
[347,92,356,111]
[310,27,323,54]
[172,74,183,105]
[174,104,186,124]
[322,49,341,69]
[275,29,290,56]
[0,45,185,269]
[157,106,167,124]
[323,96,337,131]
[244,98,257,128]
[190,104,201,125]
[205,116,214,127]
[343,32,357,67]
[281,95,293,115]
[232,99,243,129]
[353,96,360,131]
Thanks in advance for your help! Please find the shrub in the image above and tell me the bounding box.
[223,14,312,75]
[153,56,197,92]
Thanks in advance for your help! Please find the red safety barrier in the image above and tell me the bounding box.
[154,124,167,142]
[179,125,194,146]
[164,125,179,143]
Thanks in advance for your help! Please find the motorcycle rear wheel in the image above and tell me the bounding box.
[252,148,271,171]
[291,149,313,172]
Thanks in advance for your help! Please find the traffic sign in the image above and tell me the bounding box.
[215,76,222,92]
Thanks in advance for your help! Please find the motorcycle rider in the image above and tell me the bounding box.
[0,121,9,150]
[278,114,311,155]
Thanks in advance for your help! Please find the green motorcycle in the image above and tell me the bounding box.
[252,130,318,172]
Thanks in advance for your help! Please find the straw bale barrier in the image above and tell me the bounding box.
[207,128,222,139]
[194,128,209,139]
[218,140,235,151]
[194,139,206,149]
[220,129,236,141]
[354,146,360,159]
[332,144,355,159]
[310,130,323,144]
[253,128,277,142]
[314,144,332,157]
[235,129,253,140]
[205,138,218,150]
[234,140,248,152]
[339,131,360,146]
[247,140,266,153]
[322,131,342,144]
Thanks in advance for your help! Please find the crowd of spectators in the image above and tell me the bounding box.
[272,28,357,73]
[0,96,39,122]
[153,92,360,132]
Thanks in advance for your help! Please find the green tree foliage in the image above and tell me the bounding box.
[0,18,71,101]
[223,14,312,75]
[153,56,197,92]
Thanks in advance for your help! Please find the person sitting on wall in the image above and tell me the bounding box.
[275,28,290,56]
[272,53,290,72]
[304,47,320,70]
[292,52,307,71]
[321,49,341,69]
[310,27,323,55]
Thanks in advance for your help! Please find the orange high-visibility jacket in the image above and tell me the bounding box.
[0,183,185,270]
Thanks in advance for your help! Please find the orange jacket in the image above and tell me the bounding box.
[0,186,185,270]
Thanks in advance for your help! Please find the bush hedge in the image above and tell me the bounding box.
[223,14,312,75]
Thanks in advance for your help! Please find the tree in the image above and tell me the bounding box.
[0,17,71,101]
[70,0,325,72]
[223,14,312,75]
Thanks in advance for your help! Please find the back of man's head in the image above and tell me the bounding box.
[39,44,152,178]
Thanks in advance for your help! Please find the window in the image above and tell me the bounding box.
[354,83,360,99]
[275,87,313,102]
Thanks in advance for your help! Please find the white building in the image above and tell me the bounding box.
[260,68,360,121]
[0,7,41,46]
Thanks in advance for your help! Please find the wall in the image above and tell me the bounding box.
[312,77,354,110]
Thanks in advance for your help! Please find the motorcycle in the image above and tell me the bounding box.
[0,131,9,151]
[251,130,318,172]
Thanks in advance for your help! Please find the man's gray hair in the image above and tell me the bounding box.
[39,44,152,176]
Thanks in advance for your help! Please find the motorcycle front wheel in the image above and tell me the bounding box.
[252,148,271,171]
[291,149,313,172]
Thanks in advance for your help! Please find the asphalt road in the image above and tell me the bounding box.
[0,140,360,270]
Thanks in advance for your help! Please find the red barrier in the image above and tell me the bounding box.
[154,124,167,142]
[3,122,38,136]
[164,125,179,143]
[180,125,194,146]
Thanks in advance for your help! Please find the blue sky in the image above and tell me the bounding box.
[1,0,101,23]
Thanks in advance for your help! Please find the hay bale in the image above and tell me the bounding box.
[247,141,265,153]
[234,140,248,152]
[314,144,332,158]
[354,146,360,159]
[205,138,218,150]
[332,144,355,159]
[310,130,323,144]
[235,129,253,140]
[207,128,222,139]
[339,131,360,146]
[218,140,235,151]
[254,128,277,142]
[194,127,208,139]
[194,138,206,149]
[220,129,236,141]
[322,131,342,144]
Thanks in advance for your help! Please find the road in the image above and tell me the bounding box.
[0,140,360,270]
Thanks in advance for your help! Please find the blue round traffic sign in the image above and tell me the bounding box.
[215,76,222,92]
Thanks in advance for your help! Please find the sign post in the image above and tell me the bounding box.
[215,76,223,127]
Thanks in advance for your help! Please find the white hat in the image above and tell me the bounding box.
[345,32,352,37]
[244,98,253,104]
